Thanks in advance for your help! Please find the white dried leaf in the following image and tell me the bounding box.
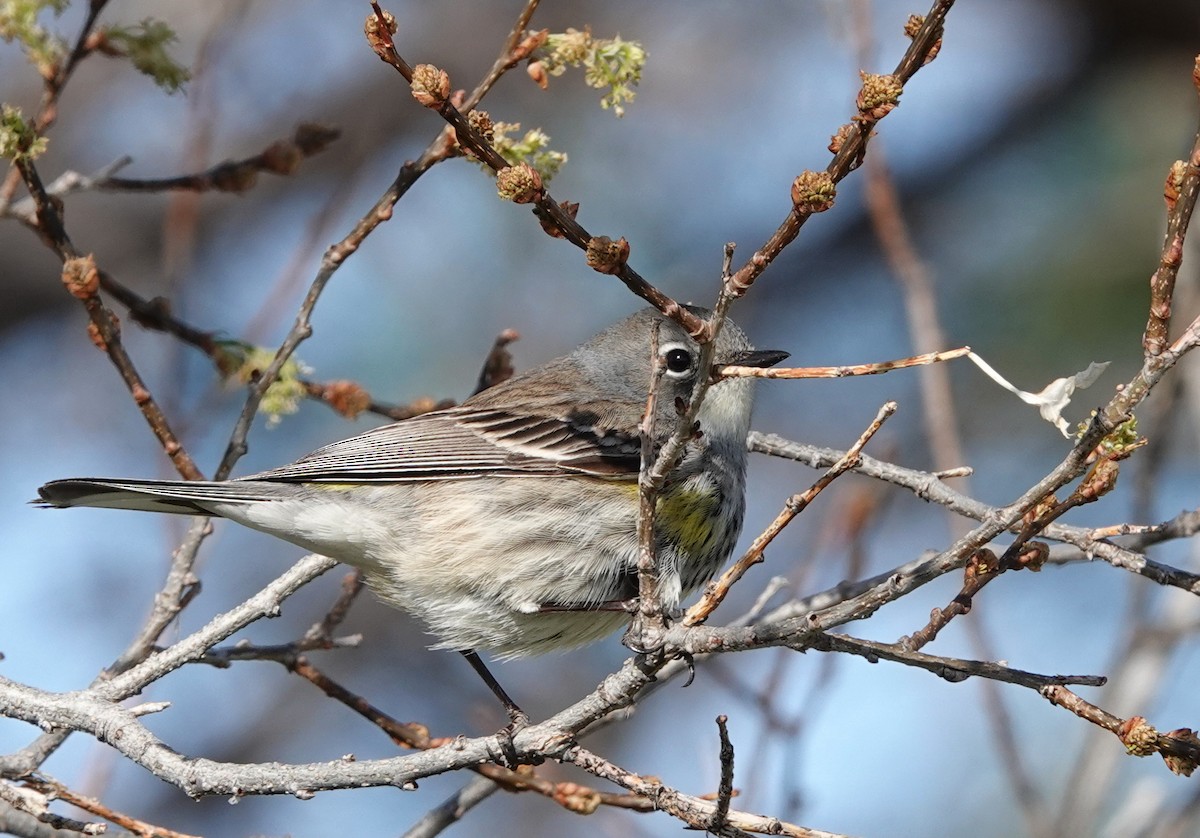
[967,352,1109,437]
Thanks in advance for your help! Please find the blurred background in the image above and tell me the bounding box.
[2,1,1199,836]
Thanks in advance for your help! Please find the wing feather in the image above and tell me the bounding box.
[244,406,642,483]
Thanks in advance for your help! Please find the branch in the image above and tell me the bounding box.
[810,633,1106,690]
[748,433,1200,596]
[366,3,706,337]
[12,160,202,480]
[724,2,952,298]
[97,124,339,193]
[1143,63,1200,356]
[24,775,201,838]
[563,744,846,838]
[402,775,498,838]
[1041,686,1200,776]
[716,347,968,380]
[685,401,895,626]
[214,1,551,477]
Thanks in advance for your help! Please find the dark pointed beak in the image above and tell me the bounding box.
[729,349,790,368]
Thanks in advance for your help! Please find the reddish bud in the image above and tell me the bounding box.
[323,380,371,419]
[791,170,836,213]
[552,782,601,815]
[1163,729,1200,776]
[527,59,549,90]
[1119,717,1159,757]
[496,163,543,203]
[857,72,903,119]
[513,29,549,62]
[539,200,578,237]
[585,236,630,275]
[904,14,943,64]
[364,8,398,56]
[411,64,451,108]
[261,140,302,175]
[1014,542,1048,572]
[1165,160,1187,212]
[828,124,853,154]
[62,255,99,300]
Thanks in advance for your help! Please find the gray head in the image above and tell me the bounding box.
[570,305,788,445]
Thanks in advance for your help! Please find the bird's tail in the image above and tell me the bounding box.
[35,478,290,516]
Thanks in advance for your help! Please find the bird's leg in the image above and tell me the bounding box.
[460,649,529,728]
[460,649,528,768]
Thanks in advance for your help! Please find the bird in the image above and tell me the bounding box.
[37,306,785,712]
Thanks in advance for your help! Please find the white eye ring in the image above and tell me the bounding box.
[660,342,696,378]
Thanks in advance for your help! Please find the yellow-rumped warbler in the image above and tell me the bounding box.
[37,306,785,660]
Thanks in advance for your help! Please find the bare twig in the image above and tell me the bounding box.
[563,744,844,838]
[632,320,667,640]
[748,433,1200,596]
[0,782,102,836]
[1041,686,1200,775]
[25,775,201,838]
[12,160,203,481]
[711,715,736,833]
[402,775,499,838]
[473,328,521,394]
[717,347,969,379]
[724,1,953,299]
[2,157,130,221]
[97,124,339,193]
[685,402,895,626]
[1144,80,1200,356]
[811,633,1106,690]
[366,3,707,338]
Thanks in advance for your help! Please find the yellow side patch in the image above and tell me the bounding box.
[656,488,720,554]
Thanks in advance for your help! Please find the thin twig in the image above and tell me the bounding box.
[97,124,339,193]
[1144,86,1200,356]
[0,0,111,208]
[724,0,954,298]
[717,347,969,379]
[301,380,456,421]
[562,744,844,838]
[635,320,665,629]
[25,775,201,838]
[402,775,499,838]
[0,782,101,836]
[748,433,1200,596]
[366,2,707,338]
[12,159,203,481]
[2,157,131,221]
[685,402,895,626]
[811,633,1107,690]
[215,2,549,478]
[1041,686,1200,774]
[711,715,736,833]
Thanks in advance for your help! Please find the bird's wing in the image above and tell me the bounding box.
[244,406,643,483]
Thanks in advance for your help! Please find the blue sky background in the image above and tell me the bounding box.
[2,2,1199,836]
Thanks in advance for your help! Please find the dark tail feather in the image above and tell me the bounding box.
[34,478,281,515]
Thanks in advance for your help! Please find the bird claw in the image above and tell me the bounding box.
[490,711,529,769]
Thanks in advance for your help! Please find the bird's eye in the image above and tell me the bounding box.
[662,345,695,377]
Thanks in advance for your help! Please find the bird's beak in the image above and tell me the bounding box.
[729,349,790,368]
[713,348,790,381]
